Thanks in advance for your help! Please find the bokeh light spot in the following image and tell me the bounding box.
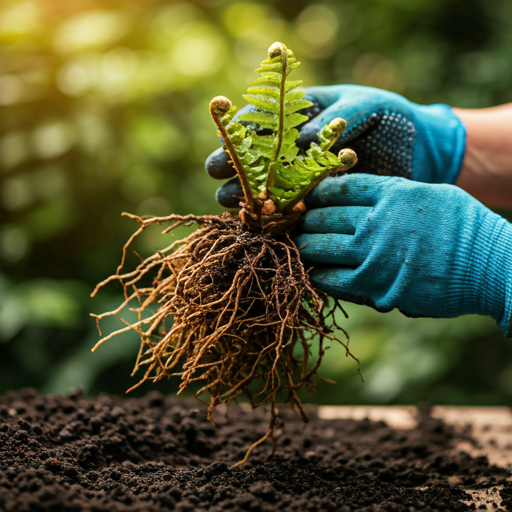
[150,2,202,42]
[0,225,30,263]
[56,63,90,97]
[221,3,284,47]
[296,5,338,47]
[0,75,23,105]
[173,35,226,77]
[0,2,39,40]
[101,47,138,84]
[74,111,111,154]
[1,176,33,211]
[53,10,129,54]
[0,132,28,169]
[32,121,76,159]
[222,3,270,37]
[353,53,401,91]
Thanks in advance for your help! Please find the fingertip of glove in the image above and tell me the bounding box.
[303,175,341,208]
[307,267,339,291]
[205,147,237,180]
[215,177,243,208]
[291,233,310,251]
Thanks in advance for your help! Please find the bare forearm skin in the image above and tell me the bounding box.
[452,104,512,209]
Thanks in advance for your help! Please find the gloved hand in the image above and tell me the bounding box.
[297,85,466,184]
[205,85,466,207]
[293,173,512,337]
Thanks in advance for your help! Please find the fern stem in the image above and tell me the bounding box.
[267,42,288,190]
[209,97,257,214]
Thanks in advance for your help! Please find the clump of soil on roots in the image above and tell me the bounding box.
[91,213,360,465]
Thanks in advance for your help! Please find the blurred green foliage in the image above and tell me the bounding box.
[1,0,512,405]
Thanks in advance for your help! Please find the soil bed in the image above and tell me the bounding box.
[0,389,511,512]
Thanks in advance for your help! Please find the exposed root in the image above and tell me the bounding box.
[91,213,361,466]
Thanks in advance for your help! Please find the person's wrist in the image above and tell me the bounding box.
[452,104,512,209]
[450,205,512,336]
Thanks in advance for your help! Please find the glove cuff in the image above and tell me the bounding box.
[412,104,466,185]
[451,208,512,337]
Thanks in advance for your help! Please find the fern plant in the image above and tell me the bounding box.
[92,44,361,468]
[210,42,357,233]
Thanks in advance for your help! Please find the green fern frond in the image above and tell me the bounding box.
[209,42,357,230]
[240,42,311,178]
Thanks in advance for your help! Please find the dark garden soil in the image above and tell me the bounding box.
[1,389,511,512]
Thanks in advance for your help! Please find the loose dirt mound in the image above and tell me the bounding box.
[0,389,510,511]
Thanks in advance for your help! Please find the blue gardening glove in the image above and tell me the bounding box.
[297,85,466,184]
[294,174,512,338]
[206,85,466,207]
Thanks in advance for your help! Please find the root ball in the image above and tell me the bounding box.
[91,213,359,465]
